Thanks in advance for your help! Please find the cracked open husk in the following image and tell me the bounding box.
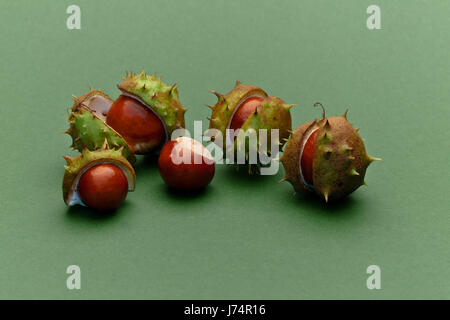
[65,89,136,163]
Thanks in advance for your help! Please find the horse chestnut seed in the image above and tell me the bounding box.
[106,95,166,154]
[158,137,215,190]
[77,163,129,211]
[229,96,264,132]
[300,128,318,186]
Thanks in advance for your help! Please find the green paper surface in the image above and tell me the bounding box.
[0,0,449,299]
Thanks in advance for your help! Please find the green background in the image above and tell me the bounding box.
[0,0,449,299]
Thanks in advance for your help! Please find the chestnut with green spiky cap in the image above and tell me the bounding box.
[117,70,186,138]
[62,140,136,209]
[65,89,136,163]
[208,81,294,173]
[280,103,381,202]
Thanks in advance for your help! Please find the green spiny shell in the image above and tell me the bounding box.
[208,81,293,160]
[118,70,186,137]
[281,110,381,202]
[209,81,268,136]
[62,143,136,207]
[237,96,292,154]
[66,89,136,163]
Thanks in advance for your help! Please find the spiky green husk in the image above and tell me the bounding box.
[62,142,136,206]
[208,81,293,165]
[66,90,135,163]
[237,96,292,153]
[281,111,380,202]
[118,71,186,136]
[209,81,268,135]
[312,116,369,201]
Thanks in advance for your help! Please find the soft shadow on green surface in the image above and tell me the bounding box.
[284,189,363,221]
[64,201,131,224]
[297,192,357,213]
[163,185,214,201]
[221,165,277,187]
[132,154,159,174]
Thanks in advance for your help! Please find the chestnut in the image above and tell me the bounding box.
[158,137,215,190]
